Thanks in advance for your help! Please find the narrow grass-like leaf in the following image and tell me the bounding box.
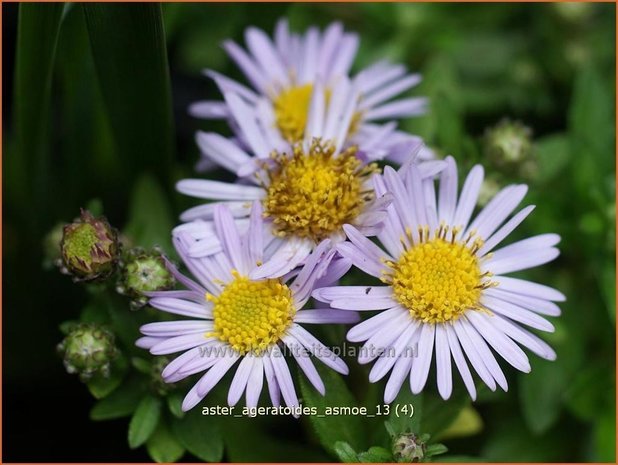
[83,4,175,190]
[124,173,175,255]
[54,8,117,210]
[10,3,64,216]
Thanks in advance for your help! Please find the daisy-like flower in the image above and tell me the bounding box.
[177,80,443,278]
[313,156,564,402]
[137,202,358,411]
[189,19,426,145]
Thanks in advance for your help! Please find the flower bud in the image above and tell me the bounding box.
[60,210,119,282]
[151,356,176,395]
[477,176,502,207]
[57,323,119,381]
[392,433,427,463]
[553,2,593,23]
[117,248,175,309]
[483,119,534,170]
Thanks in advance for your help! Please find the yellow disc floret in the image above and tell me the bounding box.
[209,271,295,354]
[390,237,483,324]
[263,140,378,242]
[273,84,363,143]
[274,84,314,143]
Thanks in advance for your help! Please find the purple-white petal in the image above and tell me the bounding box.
[294,309,360,325]
[176,179,264,201]
[410,324,435,394]
[269,345,299,408]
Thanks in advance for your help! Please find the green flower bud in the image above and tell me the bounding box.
[553,2,593,23]
[392,433,427,463]
[477,176,502,207]
[483,119,534,170]
[60,210,119,282]
[151,356,176,395]
[57,323,119,381]
[117,248,175,309]
[42,222,65,270]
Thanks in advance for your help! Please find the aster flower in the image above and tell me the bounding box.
[313,156,564,402]
[189,19,426,145]
[177,80,443,278]
[137,202,358,411]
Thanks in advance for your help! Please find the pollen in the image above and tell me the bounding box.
[263,140,378,242]
[208,271,295,355]
[389,234,484,324]
[273,84,363,143]
[274,84,314,143]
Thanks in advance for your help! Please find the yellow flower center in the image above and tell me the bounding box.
[263,140,378,242]
[273,84,363,143]
[208,272,295,354]
[274,84,314,143]
[390,237,483,324]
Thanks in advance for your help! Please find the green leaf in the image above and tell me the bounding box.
[219,412,331,462]
[131,357,152,375]
[439,455,485,462]
[90,376,147,421]
[481,417,564,462]
[519,359,565,434]
[357,446,393,463]
[569,67,613,161]
[600,263,616,323]
[87,371,123,399]
[535,134,570,182]
[128,395,162,449]
[386,389,423,436]
[421,391,469,437]
[299,362,365,454]
[594,406,617,462]
[565,362,613,422]
[59,320,78,335]
[433,91,465,157]
[568,67,614,204]
[53,8,117,205]
[104,293,151,354]
[425,443,448,457]
[84,198,104,217]
[86,356,128,399]
[172,407,224,462]
[123,174,175,253]
[82,4,175,190]
[147,420,185,463]
[167,392,185,419]
[80,302,110,325]
[334,441,359,463]
[519,320,583,435]
[404,55,465,158]
[435,405,483,441]
[10,3,64,213]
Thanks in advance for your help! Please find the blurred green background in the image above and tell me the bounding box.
[3,2,616,462]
